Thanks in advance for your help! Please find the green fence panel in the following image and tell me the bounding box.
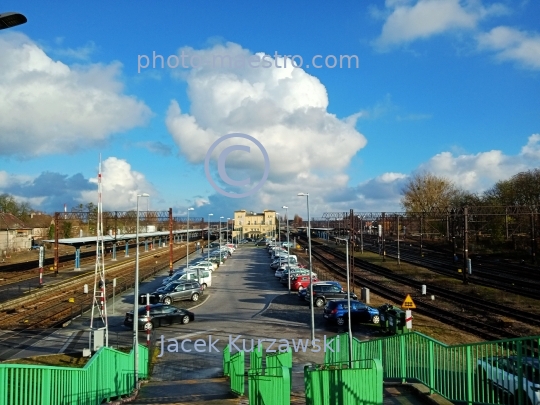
[230,350,245,396]
[266,348,292,381]
[223,344,231,377]
[0,345,147,405]
[305,358,383,405]
[249,366,291,405]
[250,344,263,372]
[345,331,540,405]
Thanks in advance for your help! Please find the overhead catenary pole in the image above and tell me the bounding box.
[54,212,59,275]
[186,208,194,268]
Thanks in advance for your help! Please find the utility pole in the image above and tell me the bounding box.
[531,211,537,266]
[349,209,355,292]
[463,207,469,285]
[381,212,386,262]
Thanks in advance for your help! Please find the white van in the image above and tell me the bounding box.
[177,269,212,289]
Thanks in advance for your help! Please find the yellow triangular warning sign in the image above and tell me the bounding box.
[401,294,416,309]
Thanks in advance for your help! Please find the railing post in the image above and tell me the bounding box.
[400,335,407,383]
[466,346,473,405]
[223,345,230,377]
[429,340,435,395]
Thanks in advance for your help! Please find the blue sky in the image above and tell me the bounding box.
[0,0,539,220]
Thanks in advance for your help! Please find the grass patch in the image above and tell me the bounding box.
[2,352,90,368]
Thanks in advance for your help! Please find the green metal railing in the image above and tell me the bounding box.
[249,366,291,405]
[250,344,263,372]
[226,347,245,396]
[0,345,148,405]
[304,358,384,405]
[331,331,540,405]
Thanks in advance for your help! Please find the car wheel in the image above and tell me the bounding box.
[143,322,153,331]
[372,315,380,324]
[181,315,190,324]
[192,293,199,302]
[163,297,172,305]
[336,317,345,326]
[315,298,324,307]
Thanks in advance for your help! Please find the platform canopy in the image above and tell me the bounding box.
[43,228,208,246]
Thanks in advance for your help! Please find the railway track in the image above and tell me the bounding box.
[315,244,540,327]
[361,236,540,299]
[297,238,524,341]
[0,243,199,330]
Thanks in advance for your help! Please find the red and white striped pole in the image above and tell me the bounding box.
[38,246,44,287]
[146,293,151,347]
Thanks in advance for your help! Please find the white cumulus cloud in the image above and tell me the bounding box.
[165,42,367,214]
[477,26,540,70]
[373,0,508,50]
[0,32,152,158]
[79,157,157,211]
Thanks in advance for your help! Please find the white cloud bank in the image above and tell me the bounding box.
[345,134,540,212]
[0,32,152,158]
[165,42,368,214]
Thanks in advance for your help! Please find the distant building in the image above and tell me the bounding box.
[25,212,53,242]
[233,210,276,239]
[0,213,32,255]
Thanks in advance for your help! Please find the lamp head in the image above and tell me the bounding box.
[297,193,308,196]
[138,193,150,197]
[282,205,288,209]
[188,207,194,211]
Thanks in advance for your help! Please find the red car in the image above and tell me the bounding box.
[293,275,319,291]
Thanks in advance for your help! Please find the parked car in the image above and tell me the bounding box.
[305,283,358,307]
[323,300,380,326]
[124,304,194,330]
[477,356,540,405]
[162,269,212,289]
[293,275,319,291]
[151,281,203,304]
[298,281,342,300]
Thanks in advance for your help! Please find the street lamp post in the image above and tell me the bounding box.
[298,193,314,343]
[220,216,224,264]
[133,193,149,391]
[227,218,230,243]
[336,237,354,367]
[208,214,213,263]
[186,208,194,269]
[282,206,290,294]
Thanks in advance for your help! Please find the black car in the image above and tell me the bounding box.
[124,304,194,330]
[305,283,358,307]
[298,281,342,300]
[150,281,203,305]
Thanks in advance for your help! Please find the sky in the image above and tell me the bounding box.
[0,0,539,221]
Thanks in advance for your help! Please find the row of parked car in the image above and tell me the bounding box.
[124,243,238,331]
[264,241,381,328]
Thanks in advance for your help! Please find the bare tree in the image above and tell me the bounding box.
[401,172,460,213]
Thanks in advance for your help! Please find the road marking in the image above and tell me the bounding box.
[58,331,77,353]
[172,328,217,340]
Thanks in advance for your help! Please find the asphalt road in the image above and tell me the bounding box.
[0,245,365,372]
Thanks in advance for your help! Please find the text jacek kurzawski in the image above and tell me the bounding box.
[157,334,340,356]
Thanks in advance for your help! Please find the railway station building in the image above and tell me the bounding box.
[233,209,276,239]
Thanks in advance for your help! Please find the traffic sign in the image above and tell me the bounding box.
[401,294,416,309]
